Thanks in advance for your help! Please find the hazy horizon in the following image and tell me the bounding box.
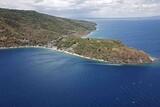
[0,0,160,18]
[1,7,160,20]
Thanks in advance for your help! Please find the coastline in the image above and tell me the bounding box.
[0,46,110,63]
[0,46,156,65]
[0,18,156,66]
[0,25,156,65]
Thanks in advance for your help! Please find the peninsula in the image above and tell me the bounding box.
[0,8,153,64]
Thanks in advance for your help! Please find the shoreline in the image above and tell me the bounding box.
[0,46,156,66]
[0,46,110,63]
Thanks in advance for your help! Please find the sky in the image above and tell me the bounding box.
[0,0,160,18]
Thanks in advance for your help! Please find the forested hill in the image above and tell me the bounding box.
[0,8,153,64]
[0,8,96,46]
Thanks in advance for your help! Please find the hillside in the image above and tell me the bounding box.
[0,8,96,47]
[56,37,152,64]
[0,8,153,64]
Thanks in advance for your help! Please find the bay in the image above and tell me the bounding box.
[1,19,160,107]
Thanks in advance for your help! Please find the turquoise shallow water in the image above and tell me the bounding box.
[0,19,160,107]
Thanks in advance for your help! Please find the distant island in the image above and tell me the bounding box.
[0,8,154,65]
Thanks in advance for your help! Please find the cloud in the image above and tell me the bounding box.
[0,0,160,18]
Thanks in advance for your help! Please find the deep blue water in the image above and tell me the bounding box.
[90,19,160,57]
[0,19,160,107]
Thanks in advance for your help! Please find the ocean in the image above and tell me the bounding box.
[89,19,160,57]
[0,19,160,107]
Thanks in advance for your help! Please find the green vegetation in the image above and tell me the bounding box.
[0,8,152,64]
[57,37,152,64]
[0,8,96,47]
